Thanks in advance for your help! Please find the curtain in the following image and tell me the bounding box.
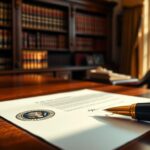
[119,6,143,77]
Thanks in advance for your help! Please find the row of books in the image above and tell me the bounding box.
[0,2,11,27]
[22,3,67,32]
[76,13,107,35]
[76,37,107,51]
[0,29,11,49]
[22,50,48,69]
[22,31,67,50]
[74,54,104,66]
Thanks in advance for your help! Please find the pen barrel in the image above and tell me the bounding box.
[135,103,150,121]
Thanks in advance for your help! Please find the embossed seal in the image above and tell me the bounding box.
[16,110,55,121]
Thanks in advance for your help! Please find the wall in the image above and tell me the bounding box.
[143,0,149,75]
[111,0,144,74]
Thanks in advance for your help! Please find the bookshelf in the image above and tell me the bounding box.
[73,7,109,68]
[20,0,69,70]
[0,0,13,70]
[0,0,117,80]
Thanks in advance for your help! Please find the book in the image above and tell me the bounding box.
[89,67,138,83]
[74,54,87,66]
[2,29,11,49]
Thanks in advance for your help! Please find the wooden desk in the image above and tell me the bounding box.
[0,75,150,150]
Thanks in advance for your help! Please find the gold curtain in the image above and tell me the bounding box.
[119,6,143,77]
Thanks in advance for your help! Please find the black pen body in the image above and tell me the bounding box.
[135,103,150,121]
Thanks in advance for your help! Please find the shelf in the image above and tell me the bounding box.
[74,50,105,53]
[22,48,69,52]
[76,32,107,38]
[0,66,98,75]
[0,24,11,29]
[0,48,12,51]
[22,26,67,34]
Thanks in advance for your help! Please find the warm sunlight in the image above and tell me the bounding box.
[143,0,149,74]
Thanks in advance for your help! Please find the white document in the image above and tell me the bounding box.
[0,89,150,150]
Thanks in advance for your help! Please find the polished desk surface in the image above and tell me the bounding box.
[0,74,150,150]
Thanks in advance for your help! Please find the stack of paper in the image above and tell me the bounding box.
[88,67,139,84]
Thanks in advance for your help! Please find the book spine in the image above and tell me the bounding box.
[0,29,11,49]
[0,2,3,26]
[0,29,2,48]
[3,29,7,49]
[76,37,93,51]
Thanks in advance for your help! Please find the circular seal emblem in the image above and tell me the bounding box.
[16,110,55,121]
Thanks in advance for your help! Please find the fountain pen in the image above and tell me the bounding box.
[105,103,150,121]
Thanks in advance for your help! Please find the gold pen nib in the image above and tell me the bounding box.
[105,104,136,119]
[106,111,131,116]
[105,105,130,112]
